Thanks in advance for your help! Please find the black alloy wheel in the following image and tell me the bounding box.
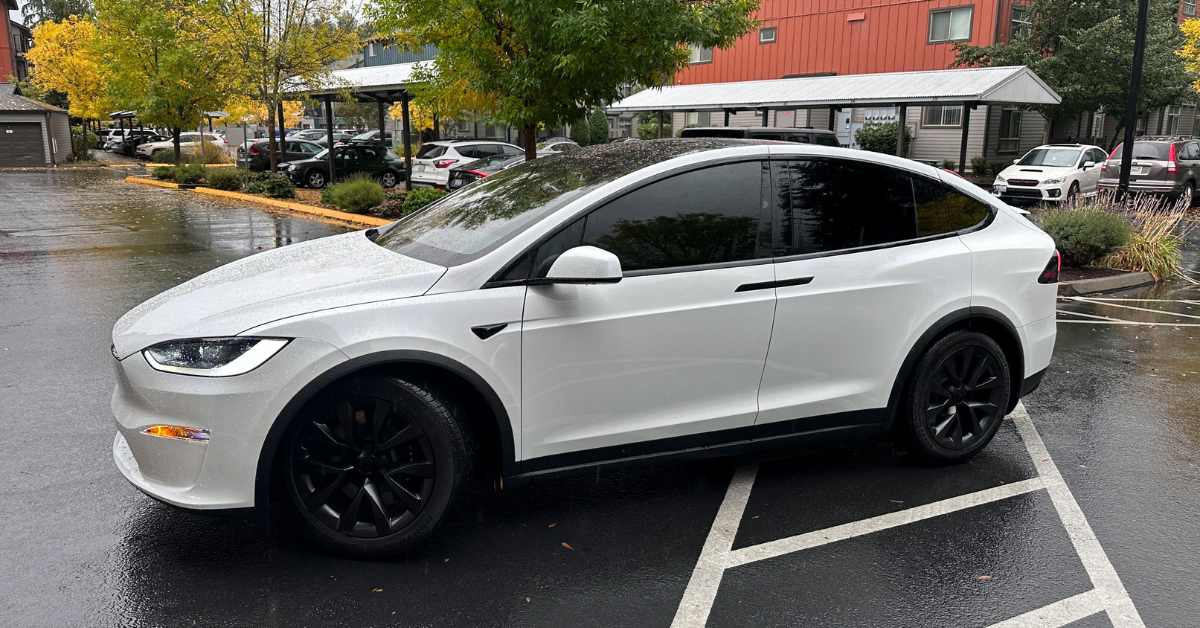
[905,330,1011,462]
[307,170,327,188]
[283,376,473,557]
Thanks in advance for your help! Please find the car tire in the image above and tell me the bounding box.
[306,170,327,189]
[282,375,474,558]
[1181,182,1195,208]
[1066,181,1079,202]
[380,170,398,188]
[903,330,1011,463]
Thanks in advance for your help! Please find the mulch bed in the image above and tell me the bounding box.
[1059,266,1131,282]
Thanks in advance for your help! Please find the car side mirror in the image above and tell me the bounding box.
[1083,161,1096,169]
[539,246,622,285]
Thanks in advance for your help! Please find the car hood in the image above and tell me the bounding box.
[112,231,445,358]
[1000,164,1074,180]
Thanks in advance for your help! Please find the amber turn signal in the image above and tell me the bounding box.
[141,425,211,441]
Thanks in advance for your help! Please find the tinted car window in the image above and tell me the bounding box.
[416,144,447,159]
[774,159,958,255]
[579,161,767,272]
[455,146,478,158]
[1110,142,1170,161]
[912,176,990,231]
[749,133,784,140]
[502,145,523,155]
[813,136,840,147]
[360,147,382,161]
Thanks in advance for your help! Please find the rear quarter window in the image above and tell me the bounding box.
[416,144,447,159]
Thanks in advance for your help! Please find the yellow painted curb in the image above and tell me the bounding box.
[125,176,179,189]
[193,187,393,228]
[147,162,237,168]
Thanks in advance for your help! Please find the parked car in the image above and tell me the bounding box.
[445,153,528,190]
[310,131,356,147]
[1096,136,1200,206]
[410,140,524,188]
[350,130,392,145]
[535,139,580,154]
[99,129,123,151]
[136,132,224,160]
[992,144,1107,204]
[110,130,162,156]
[283,144,406,188]
[110,139,1057,558]
[237,139,324,171]
[680,126,841,146]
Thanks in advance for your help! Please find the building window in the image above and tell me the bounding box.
[998,108,1022,153]
[922,105,964,127]
[1186,0,1196,17]
[689,46,713,64]
[929,6,973,43]
[1166,105,1182,135]
[759,27,777,44]
[1010,5,1032,39]
[367,43,377,57]
[685,112,711,127]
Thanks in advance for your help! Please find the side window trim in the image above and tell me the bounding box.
[484,158,773,286]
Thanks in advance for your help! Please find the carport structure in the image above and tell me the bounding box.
[607,66,1061,174]
[300,62,425,189]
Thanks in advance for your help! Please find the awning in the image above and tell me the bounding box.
[607,66,1061,113]
[302,62,429,101]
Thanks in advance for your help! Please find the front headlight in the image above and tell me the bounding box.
[287,165,297,172]
[1043,177,1066,185]
[994,176,1006,185]
[143,337,288,377]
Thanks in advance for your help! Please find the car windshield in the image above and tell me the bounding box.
[1109,142,1171,161]
[313,149,329,159]
[1017,148,1082,167]
[416,144,447,159]
[374,139,748,266]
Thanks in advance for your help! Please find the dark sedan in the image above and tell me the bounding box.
[237,139,324,171]
[283,145,406,188]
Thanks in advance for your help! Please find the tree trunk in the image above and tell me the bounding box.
[267,105,279,173]
[172,127,182,166]
[523,124,537,161]
[1109,125,1124,151]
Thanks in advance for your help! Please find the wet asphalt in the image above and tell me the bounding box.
[1,169,1198,627]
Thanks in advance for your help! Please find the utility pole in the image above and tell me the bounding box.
[1118,0,1150,200]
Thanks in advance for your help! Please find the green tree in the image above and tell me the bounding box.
[952,0,1191,148]
[20,0,94,26]
[854,122,911,156]
[589,107,609,145]
[568,116,590,146]
[373,0,761,160]
[96,0,235,164]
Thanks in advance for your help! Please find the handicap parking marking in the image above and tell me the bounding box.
[671,403,1145,628]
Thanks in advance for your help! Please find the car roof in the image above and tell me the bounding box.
[685,126,837,134]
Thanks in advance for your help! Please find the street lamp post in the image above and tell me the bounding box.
[1117,0,1151,200]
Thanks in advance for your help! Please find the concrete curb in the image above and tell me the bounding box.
[194,187,393,228]
[125,176,179,189]
[146,162,237,168]
[1058,271,1155,296]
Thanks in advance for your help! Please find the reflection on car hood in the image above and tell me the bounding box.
[112,231,446,358]
[1000,165,1074,179]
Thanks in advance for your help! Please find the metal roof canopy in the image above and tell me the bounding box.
[300,62,426,102]
[607,66,1061,113]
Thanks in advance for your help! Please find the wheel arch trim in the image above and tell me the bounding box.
[251,349,516,522]
[882,306,1026,434]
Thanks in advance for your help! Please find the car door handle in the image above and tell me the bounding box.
[735,277,813,292]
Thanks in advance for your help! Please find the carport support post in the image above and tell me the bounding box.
[657,111,663,138]
[433,113,439,141]
[896,104,907,157]
[377,99,386,145]
[958,102,972,175]
[761,108,769,127]
[242,119,249,187]
[724,109,731,126]
[401,90,413,190]
[828,106,837,131]
[277,102,287,164]
[324,96,335,182]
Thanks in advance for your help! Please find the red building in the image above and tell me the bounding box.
[3,0,33,82]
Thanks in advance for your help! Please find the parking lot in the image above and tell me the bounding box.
[2,169,1199,627]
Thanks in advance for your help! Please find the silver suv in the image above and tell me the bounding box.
[1097,136,1200,206]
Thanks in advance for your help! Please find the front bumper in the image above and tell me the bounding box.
[993,184,1066,203]
[410,166,449,187]
[111,337,348,512]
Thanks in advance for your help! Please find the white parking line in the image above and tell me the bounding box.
[1057,320,1200,326]
[1064,296,1200,320]
[671,403,1145,628]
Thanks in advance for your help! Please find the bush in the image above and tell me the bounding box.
[940,159,957,170]
[70,126,95,159]
[324,175,386,213]
[1101,195,1191,280]
[185,141,232,164]
[637,121,670,140]
[854,122,912,156]
[153,165,176,180]
[175,164,207,184]
[245,171,295,198]
[1036,206,1131,267]
[989,161,1010,176]
[402,187,449,214]
[970,156,989,175]
[370,198,407,219]
[151,148,176,163]
[569,116,590,146]
[206,168,244,191]
[590,108,610,146]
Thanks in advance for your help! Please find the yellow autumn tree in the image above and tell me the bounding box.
[25,16,109,120]
[222,96,304,126]
[1180,19,1200,92]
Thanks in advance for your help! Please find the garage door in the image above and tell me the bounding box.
[0,123,47,167]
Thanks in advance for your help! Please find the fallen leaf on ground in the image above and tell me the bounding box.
[373,588,383,592]
[526,597,531,602]
[548,523,556,528]
[978,575,991,580]
[561,542,574,550]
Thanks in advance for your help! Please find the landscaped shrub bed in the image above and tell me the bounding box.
[245,171,295,198]
[1037,206,1130,267]
[402,187,449,215]
[151,164,206,184]
[322,175,386,214]
[206,168,244,191]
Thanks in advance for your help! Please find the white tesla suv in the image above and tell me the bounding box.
[111,140,1059,557]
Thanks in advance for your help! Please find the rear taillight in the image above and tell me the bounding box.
[248,144,260,155]
[434,159,458,168]
[1168,144,1178,174]
[468,169,488,177]
[1100,163,1106,173]
[1038,250,1061,284]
